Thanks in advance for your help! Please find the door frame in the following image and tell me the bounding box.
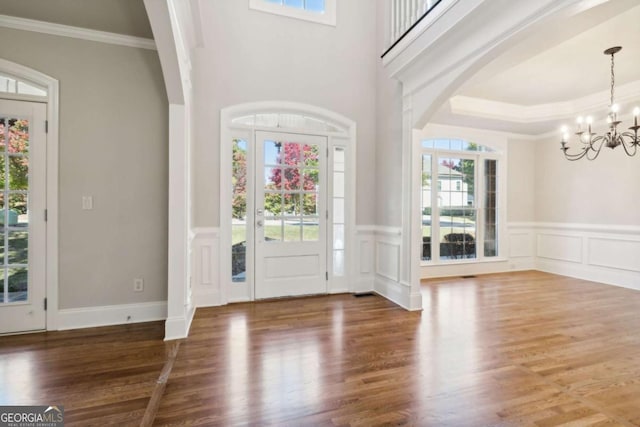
[254,130,328,299]
[220,102,356,304]
[0,59,59,330]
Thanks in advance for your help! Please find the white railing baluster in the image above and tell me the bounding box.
[391,0,396,42]
[387,0,440,53]
[405,0,411,33]
[395,0,401,41]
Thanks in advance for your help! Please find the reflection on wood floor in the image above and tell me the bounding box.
[2,271,640,426]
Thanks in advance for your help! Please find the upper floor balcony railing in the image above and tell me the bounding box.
[383,0,443,58]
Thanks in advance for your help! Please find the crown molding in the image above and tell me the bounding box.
[450,80,640,124]
[0,14,156,50]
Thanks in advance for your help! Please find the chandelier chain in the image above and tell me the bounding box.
[610,52,615,107]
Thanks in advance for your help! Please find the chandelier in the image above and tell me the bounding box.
[560,46,640,160]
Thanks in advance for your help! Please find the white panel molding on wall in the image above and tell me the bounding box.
[354,226,376,293]
[355,225,410,307]
[533,222,640,291]
[191,227,221,307]
[365,226,415,309]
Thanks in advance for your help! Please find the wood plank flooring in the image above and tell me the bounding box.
[2,271,640,426]
[0,321,170,426]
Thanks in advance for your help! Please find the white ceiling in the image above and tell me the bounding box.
[432,0,640,136]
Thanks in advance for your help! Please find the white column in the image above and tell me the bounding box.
[401,95,423,311]
[165,104,192,340]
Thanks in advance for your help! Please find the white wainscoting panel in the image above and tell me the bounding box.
[588,238,640,273]
[509,232,533,258]
[508,223,536,271]
[537,233,583,263]
[371,227,407,308]
[191,227,221,307]
[534,223,640,291]
[354,227,375,293]
[376,241,400,282]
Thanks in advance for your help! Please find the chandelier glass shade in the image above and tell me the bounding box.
[560,46,640,161]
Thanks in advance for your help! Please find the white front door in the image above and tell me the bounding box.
[254,131,327,299]
[0,100,47,334]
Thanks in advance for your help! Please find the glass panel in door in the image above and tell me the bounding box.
[0,117,29,303]
[0,99,47,334]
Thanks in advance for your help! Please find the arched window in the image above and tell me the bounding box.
[0,73,47,97]
[420,138,502,263]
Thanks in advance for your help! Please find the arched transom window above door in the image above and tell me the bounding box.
[0,73,47,97]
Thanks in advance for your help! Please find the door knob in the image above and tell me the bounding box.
[257,220,264,227]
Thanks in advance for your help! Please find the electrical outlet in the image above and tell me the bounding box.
[133,278,144,292]
[82,196,93,210]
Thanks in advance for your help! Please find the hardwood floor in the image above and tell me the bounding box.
[0,321,170,426]
[2,271,640,426]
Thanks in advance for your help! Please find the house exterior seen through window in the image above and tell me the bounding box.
[250,0,336,26]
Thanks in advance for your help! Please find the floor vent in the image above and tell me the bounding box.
[461,275,476,279]
[354,292,375,298]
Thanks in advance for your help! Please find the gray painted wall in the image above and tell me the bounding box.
[507,138,536,222]
[375,0,403,228]
[0,27,168,309]
[535,135,640,225]
[191,0,378,227]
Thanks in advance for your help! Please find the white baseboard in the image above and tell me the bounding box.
[352,276,374,293]
[57,301,167,331]
[537,259,640,292]
[194,290,222,308]
[164,303,196,341]
[374,275,412,310]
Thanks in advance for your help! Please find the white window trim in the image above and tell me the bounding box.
[0,59,59,331]
[249,0,337,26]
[416,125,508,269]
